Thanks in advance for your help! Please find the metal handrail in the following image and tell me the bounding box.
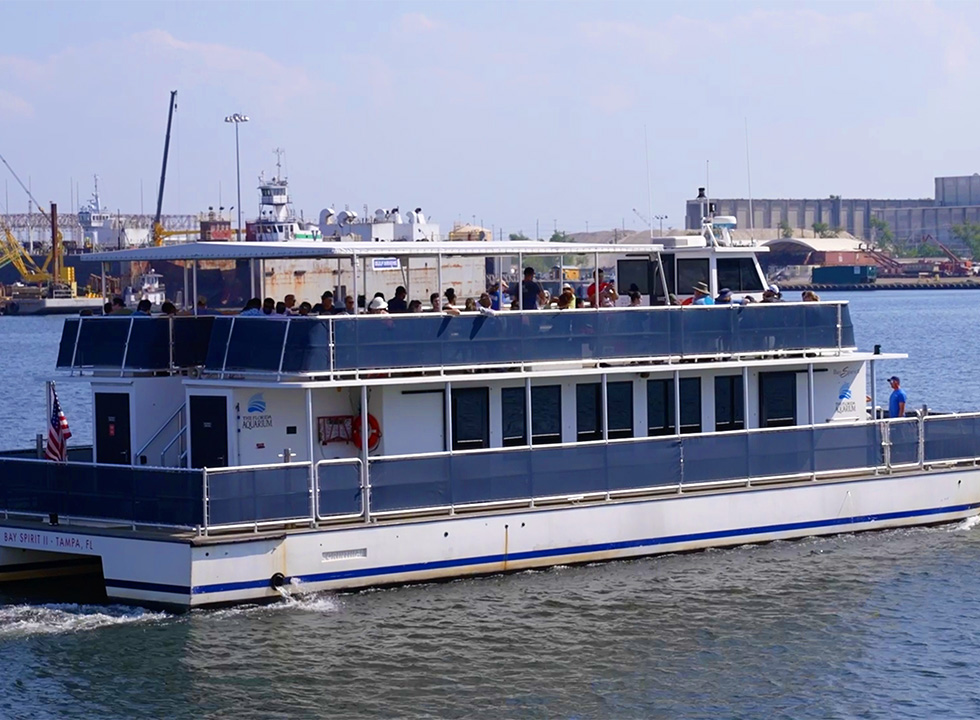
[135,402,186,460]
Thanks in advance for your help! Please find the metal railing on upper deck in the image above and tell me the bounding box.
[56,303,856,377]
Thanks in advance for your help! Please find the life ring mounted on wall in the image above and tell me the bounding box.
[351,414,382,452]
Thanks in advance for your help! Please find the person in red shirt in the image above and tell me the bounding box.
[586,269,618,307]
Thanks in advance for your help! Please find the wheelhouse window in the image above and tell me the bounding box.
[501,387,526,447]
[451,387,489,450]
[677,259,709,297]
[647,377,701,435]
[715,375,745,432]
[532,385,562,445]
[759,371,797,428]
[717,257,764,293]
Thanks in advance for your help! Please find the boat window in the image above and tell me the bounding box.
[717,258,764,292]
[759,371,797,428]
[452,387,489,451]
[647,378,701,435]
[676,259,709,295]
[577,383,602,442]
[617,259,651,295]
[501,387,526,447]
[531,385,562,445]
[607,381,633,439]
[661,253,675,295]
[715,375,745,432]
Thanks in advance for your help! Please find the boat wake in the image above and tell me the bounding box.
[950,514,980,532]
[0,602,170,638]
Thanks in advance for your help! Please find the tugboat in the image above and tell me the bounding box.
[2,204,979,609]
[245,150,322,242]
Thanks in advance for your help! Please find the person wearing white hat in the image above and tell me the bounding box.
[367,297,389,314]
[762,284,782,303]
[558,283,577,309]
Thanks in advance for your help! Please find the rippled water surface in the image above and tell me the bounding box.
[1,292,979,719]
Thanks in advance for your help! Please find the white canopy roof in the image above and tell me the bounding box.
[83,240,666,263]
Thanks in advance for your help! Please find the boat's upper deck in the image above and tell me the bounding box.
[57,302,855,380]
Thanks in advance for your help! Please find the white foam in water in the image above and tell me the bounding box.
[0,603,170,638]
[951,514,980,532]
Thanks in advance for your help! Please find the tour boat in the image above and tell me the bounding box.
[2,213,979,609]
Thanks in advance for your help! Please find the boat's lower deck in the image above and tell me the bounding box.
[3,464,979,609]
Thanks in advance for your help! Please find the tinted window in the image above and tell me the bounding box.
[679,377,702,434]
[532,385,562,445]
[760,371,797,428]
[607,381,633,439]
[617,259,650,295]
[502,387,527,447]
[452,387,489,450]
[647,379,674,436]
[577,383,602,442]
[677,259,709,296]
[717,257,764,292]
[715,375,745,432]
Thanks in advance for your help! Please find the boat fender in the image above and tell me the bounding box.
[351,414,382,452]
[269,572,286,588]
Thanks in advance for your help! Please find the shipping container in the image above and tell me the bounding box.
[811,265,877,284]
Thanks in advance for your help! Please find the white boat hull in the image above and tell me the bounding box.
[2,468,979,609]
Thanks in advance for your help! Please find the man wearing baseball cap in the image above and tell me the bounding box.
[888,376,907,418]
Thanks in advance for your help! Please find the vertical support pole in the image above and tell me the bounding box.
[517,252,523,310]
[306,387,317,526]
[437,252,443,309]
[100,262,107,305]
[918,411,926,469]
[742,365,750,430]
[836,303,842,352]
[202,468,210,537]
[362,256,367,313]
[351,254,358,316]
[360,384,371,523]
[445,381,453,454]
[497,255,504,309]
[594,251,600,309]
[525,376,532,447]
[192,260,199,317]
[249,258,256,298]
[183,261,189,310]
[869,358,877,420]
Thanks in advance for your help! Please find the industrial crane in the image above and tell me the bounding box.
[151,90,185,246]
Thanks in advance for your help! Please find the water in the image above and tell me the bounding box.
[1,292,979,719]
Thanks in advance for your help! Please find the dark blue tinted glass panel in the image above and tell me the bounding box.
[607,381,634,438]
[317,462,361,517]
[501,387,526,446]
[0,459,203,526]
[576,383,601,441]
[224,318,289,372]
[73,317,131,367]
[370,455,451,512]
[207,465,309,525]
[888,421,920,465]
[173,317,215,367]
[925,416,980,462]
[124,319,171,370]
[814,424,880,471]
[450,451,531,504]
[648,379,674,435]
[57,319,80,368]
[682,433,749,483]
[532,385,562,445]
[205,317,233,368]
[608,438,681,490]
[746,429,813,478]
[281,319,331,373]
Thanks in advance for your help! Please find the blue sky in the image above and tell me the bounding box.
[1,0,977,236]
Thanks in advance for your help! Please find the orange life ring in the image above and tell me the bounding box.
[351,414,382,452]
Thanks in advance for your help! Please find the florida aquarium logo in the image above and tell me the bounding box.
[242,393,273,430]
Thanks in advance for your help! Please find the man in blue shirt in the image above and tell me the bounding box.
[888,376,907,418]
[692,281,714,305]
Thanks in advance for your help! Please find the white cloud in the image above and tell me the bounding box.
[0,89,33,118]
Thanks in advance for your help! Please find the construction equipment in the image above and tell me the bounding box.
[859,243,904,277]
[152,90,178,246]
[924,234,973,277]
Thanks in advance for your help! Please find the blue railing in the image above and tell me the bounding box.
[1,414,979,532]
[57,304,854,375]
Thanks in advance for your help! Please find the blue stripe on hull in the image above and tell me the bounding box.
[103,501,980,599]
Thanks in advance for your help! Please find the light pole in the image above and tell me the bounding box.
[224,113,249,241]
[655,214,668,236]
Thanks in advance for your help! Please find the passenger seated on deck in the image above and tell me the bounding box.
[133,299,152,316]
[428,292,441,312]
[802,290,820,302]
[557,284,576,309]
[343,295,356,314]
[275,301,287,315]
[318,291,335,315]
[388,286,408,313]
[240,298,263,316]
[103,302,113,315]
[298,301,312,316]
[464,297,478,311]
[762,284,782,303]
[628,290,642,307]
[368,297,388,314]
[262,298,275,315]
[283,294,296,314]
[715,288,733,304]
[689,281,714,305]
[111,296,132,315]
[408,299,423,313]
[160,301,177,316]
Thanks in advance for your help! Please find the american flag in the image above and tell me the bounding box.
[45,383,72,462]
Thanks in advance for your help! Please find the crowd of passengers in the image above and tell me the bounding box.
[95,269,821,318]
